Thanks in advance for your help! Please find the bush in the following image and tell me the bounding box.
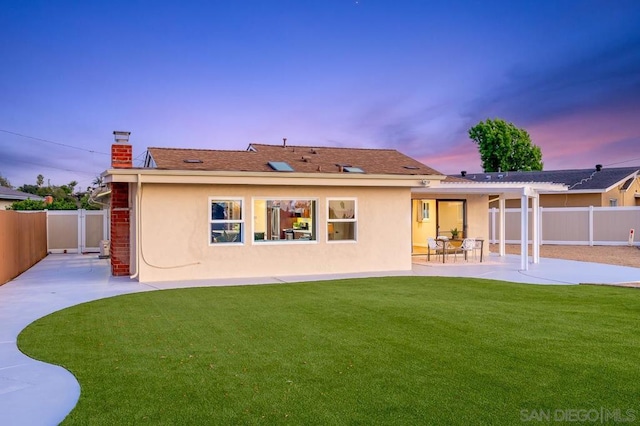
[9,198,78,210]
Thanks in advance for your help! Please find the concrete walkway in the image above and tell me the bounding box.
[0,254,638,425]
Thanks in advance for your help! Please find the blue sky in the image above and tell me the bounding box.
[1,0,639,189]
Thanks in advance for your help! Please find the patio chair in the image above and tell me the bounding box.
[458,238,477,262]
[427,237,444,262]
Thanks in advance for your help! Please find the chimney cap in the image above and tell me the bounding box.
[461,170,467,177]
[595,164,603,171]
[113,131,131,143]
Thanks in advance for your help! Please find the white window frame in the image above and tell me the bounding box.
[251,197,318,245]
[327,198,358,243]
[209,197,244,246]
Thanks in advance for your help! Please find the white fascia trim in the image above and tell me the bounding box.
[414,181,567,195]
[103,168,445,187]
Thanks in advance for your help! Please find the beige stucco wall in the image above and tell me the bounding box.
[134,183,412,282]
[612,177,640,206]
[411,199,436,247]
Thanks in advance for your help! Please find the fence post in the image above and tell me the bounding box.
[539,206,544,246]
[588,206,594,246]
[45,209,50,253]
[499,198,506,256]
[490,208,496,242]
[532,197,540,264]
[78,209,85,254]
[103,209,110,242]
[520,194,528,271]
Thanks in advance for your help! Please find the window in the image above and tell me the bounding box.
[328,199,357,241]
[417,200,430,222]
[609,199,618,207]
[253,199,316,242]
[210,199,243,244]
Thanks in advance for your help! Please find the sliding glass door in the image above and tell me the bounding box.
[436,200,466,239]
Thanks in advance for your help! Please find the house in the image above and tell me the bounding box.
[0,187,44,210]
[103,132,566,282]
[455,165,640,208]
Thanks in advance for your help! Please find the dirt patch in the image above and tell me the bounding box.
[490,244,640,269]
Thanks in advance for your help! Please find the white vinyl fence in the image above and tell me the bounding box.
[489,206,640,246]
[47,209,109,253]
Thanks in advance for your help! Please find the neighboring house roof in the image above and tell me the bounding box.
[0,187,45,201]
[454,166,639,192]
[145,143,443,176]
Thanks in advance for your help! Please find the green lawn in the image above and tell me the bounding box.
[18,277,640,425]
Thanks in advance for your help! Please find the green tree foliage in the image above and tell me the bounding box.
[9,198,78,211]
[468,118,543,172]
[8,199,47,210]
[0,173,11,188]
[12,175,100,210]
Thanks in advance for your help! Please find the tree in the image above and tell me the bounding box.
[67,180,78,194]
[468,118,543,172]
[13,174,102,210]
[0,173,11,188]
[9,198,77,211]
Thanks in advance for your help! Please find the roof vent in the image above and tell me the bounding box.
[283,138,287,148]
[183,159,203,164]
[461,170,467,177]
[301,156,310,162]
[498,174,504,179]
[596,164,603,172]
[485,175,491,180]
[404,165,420,170]
[310,148,318,154]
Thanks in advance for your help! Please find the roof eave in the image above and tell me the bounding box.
[103,168,446,187]
[413,181,568,198]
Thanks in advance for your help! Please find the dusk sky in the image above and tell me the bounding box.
[1,1,639,189]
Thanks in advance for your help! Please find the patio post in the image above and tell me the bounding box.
[532,194,540,264]
[520,192,528,271]
[499,196,506,256]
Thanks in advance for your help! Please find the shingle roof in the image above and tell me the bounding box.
[0,187,45,201]
[146,144,443,176]
[454,166,639,191]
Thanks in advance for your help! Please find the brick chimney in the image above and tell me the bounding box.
[111,131,132,168]
[110,131,132,276]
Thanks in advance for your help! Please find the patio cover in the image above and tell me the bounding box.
[412,181,568,271]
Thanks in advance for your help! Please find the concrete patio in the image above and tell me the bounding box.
[0,253,638,425]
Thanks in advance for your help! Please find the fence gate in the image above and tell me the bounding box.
[47,209,109,253]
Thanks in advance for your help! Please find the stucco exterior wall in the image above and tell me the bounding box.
[135,184,412,282]
[411,199,436,247]
[612,177,640,206]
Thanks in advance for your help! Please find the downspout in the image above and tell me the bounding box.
[130,174,142,280]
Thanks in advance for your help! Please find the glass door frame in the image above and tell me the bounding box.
[435,199,467,239]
